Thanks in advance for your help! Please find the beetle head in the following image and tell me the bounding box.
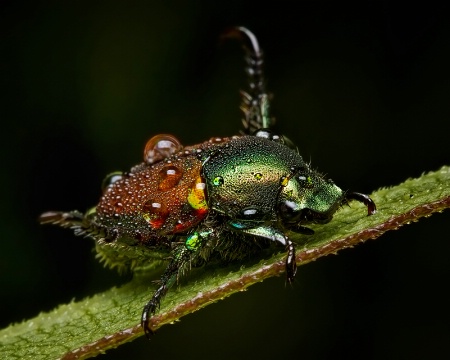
[278,167,345,228]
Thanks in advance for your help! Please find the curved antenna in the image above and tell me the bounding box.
[221,26,274,134]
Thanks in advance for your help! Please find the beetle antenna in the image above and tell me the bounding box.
[221,26,274,134]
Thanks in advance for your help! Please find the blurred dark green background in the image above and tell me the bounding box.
[1,1,449,359]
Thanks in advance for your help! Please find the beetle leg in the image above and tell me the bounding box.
[39,210,85,228]
[38,209,108,240]
[221,26,273,134]
[141,230,212,338]
[141,244,191,338]
[240,225,297,283]
[283,223,315,235]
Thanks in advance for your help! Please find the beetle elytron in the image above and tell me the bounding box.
[40,26,376,337]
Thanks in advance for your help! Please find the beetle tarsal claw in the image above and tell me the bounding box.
[141,302,157,339]
[346,191,377,216]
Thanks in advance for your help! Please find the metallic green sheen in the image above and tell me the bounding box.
[185,232,200,251]
[202,136,305,219]
[280,171,344,216]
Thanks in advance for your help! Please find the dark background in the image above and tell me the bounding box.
[1,1,449,359]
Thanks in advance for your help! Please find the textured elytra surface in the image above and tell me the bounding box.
[203,136,305,218]
[98,155,206,240]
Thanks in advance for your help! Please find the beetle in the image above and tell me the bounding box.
[39,26,376,337]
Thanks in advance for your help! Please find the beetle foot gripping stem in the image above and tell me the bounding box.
[141,245,192,339]
[141,285,168,338]
[241,225,297,283]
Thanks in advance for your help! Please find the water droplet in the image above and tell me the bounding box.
[142,199,167,229]
[101,172,123,192]
[196,182,206,190]
[209,137,224,143]
[143,134,182,164]
[158,164,183,191]
[243,208,257,216]
[213,176,224,186]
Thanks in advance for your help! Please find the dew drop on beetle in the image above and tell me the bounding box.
[144,134,182,165]
[158,164,183,191]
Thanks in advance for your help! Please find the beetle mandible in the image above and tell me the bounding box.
[40,26,376,338]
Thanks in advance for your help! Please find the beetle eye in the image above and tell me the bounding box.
[278,200,301,222]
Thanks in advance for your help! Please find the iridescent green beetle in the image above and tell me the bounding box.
[40,26,376,337]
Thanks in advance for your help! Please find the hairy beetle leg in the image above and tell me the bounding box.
[221,26,273,133]
[39,210,85,227]
[141,230,211,338]
[141,244,191,338]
